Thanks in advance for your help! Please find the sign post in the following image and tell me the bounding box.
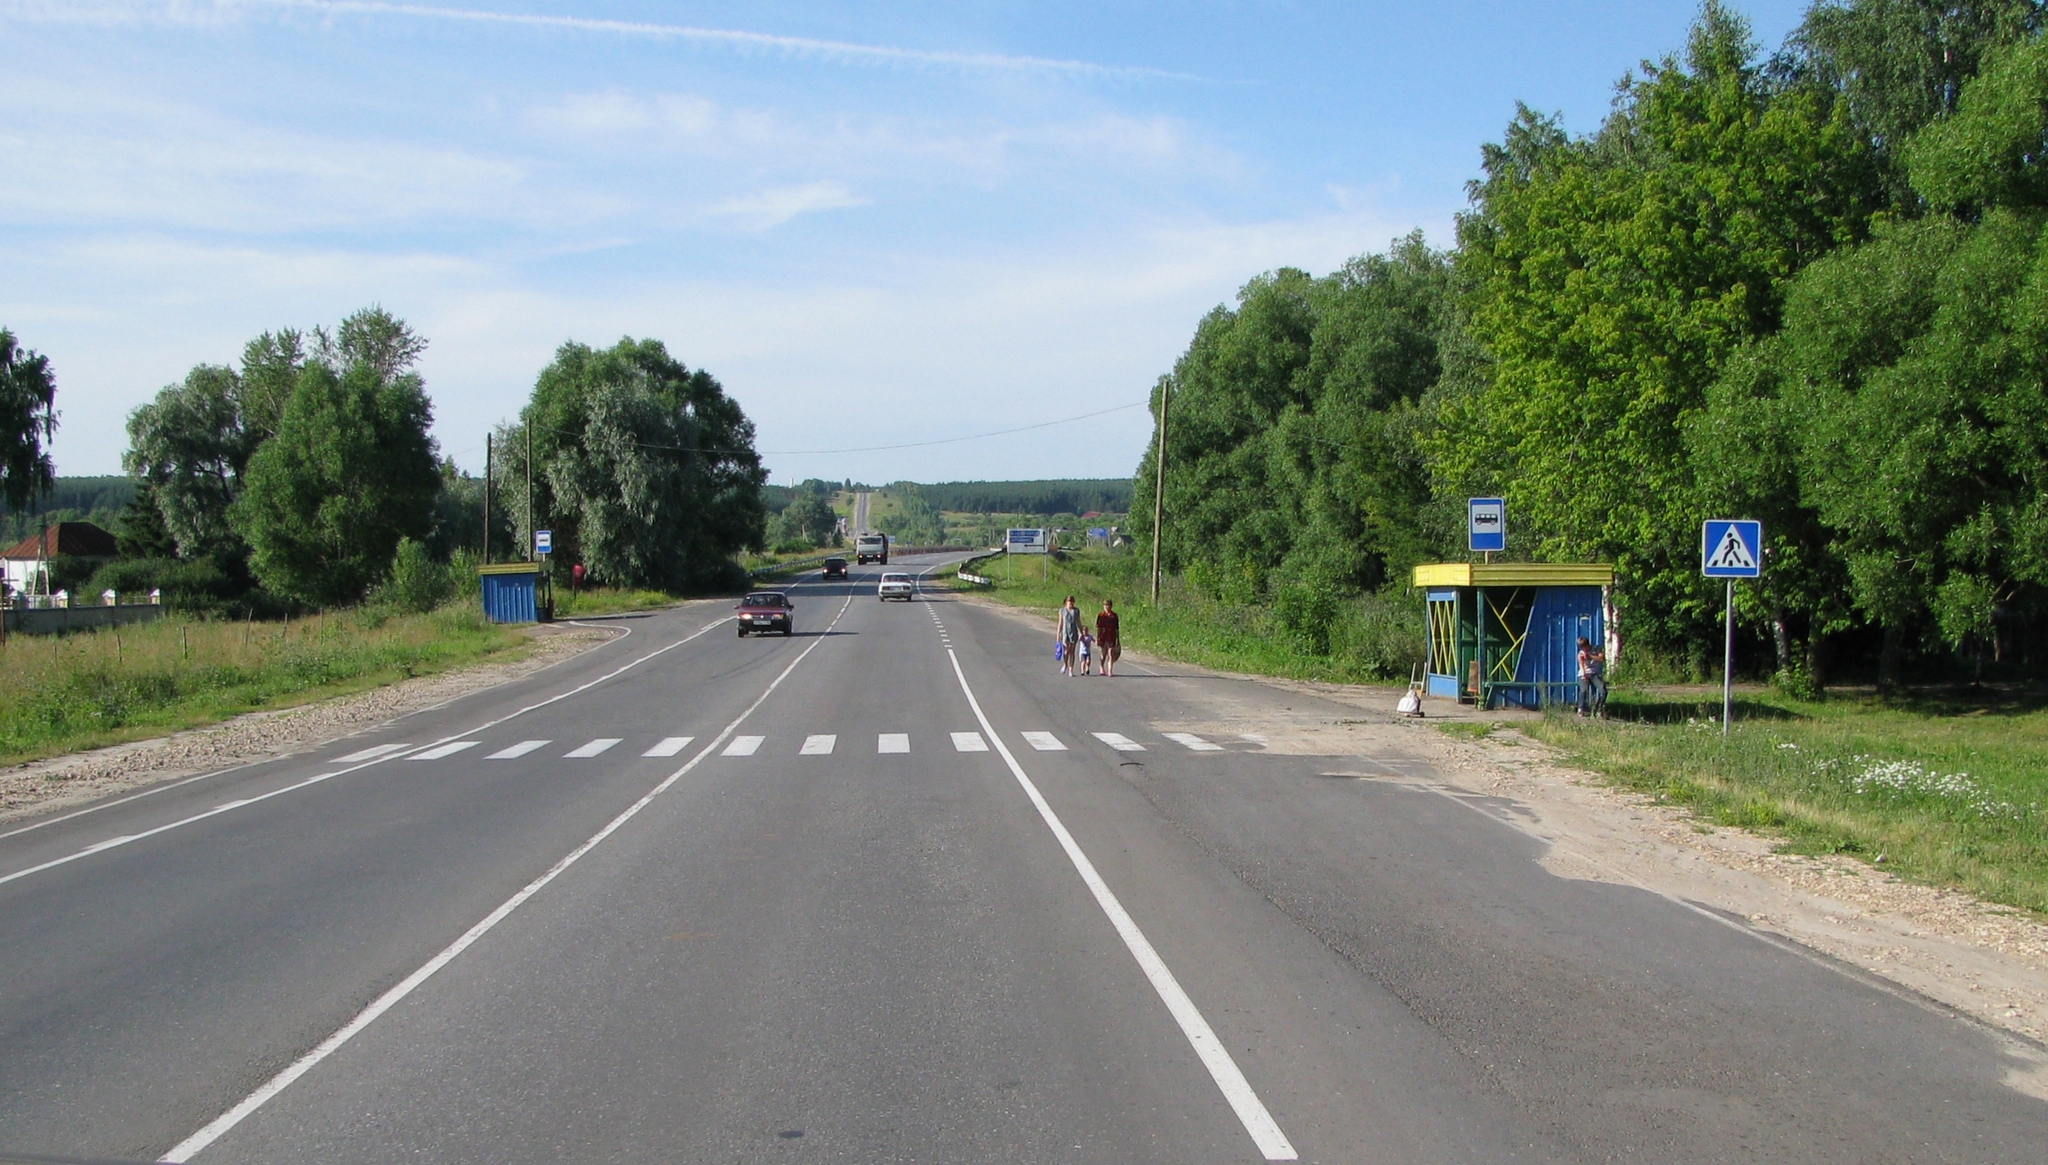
[1468,498,1505,557]
[1702,519,1763,736]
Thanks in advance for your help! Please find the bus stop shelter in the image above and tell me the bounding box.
[1412,562,1613,710]
[478,562,552,624]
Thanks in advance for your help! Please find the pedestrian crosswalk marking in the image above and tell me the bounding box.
[394,728,1274,762]
[1164,732,1223,752]
[1092,732,1144,752]
[643,737,693,757]
[723,735,764,757]
[486,740,549,760]
[877,733,910,754]
[337,743,410,762]
[411,741,480,760]
[1021,731,1066,751]
[801,734,836,755]
[951,732,988,752]
[565,738,621,758]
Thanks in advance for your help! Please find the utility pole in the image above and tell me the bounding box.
[525,423,534,562]
[483,433,493,566]
[1149,379,1169,604]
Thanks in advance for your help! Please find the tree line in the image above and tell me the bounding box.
[0,310,771,615]
[1131,0,2048,688]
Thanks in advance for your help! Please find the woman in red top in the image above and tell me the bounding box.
[1095,599,1121,677]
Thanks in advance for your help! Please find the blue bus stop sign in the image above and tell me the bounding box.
[1702,520,1761,578]
[1468,498,1505,552]
[534,529,552,556]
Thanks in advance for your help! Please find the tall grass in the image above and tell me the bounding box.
[1525,687,2048,914]
[952,549,1420,684]
[0,606,521,764]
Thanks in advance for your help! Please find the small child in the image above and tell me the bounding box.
[1079,631,1095,675]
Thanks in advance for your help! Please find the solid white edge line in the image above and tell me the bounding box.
[0,614,737,887]
[161,587,858,1162]
[945,648,1298,1161]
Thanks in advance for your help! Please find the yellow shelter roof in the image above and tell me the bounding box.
[1413,562,1613,588]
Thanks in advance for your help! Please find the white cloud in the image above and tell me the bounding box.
[1,0,1193,79]
[706,182,868,231]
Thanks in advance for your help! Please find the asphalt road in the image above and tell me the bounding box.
[2,555,2045,1163]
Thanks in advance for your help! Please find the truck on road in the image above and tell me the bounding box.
[855,532,889,565]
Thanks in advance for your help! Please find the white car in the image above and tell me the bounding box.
[877,572,915,601]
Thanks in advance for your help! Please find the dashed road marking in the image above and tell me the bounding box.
[1164,732,1223,752]
[722,735,765,757]
[643,737,693,757]
[485,740,549,760]
[951,731,988,752]
[565,738,622,758]
[877,733,910,754]
[1091,732,1145,752]
[1021,731,1066,751]
[800,734,837,755]
[336,744,410,762]
[410,741,480,760]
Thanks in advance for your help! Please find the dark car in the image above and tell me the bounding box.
[822,557,848,579]
[735,591,794,637]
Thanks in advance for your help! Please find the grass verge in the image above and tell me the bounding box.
[1523,687,2048,914]
[551,586,678,618]
[952,548,1412,686]
[0,605,524,766]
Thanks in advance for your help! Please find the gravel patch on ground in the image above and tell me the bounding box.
[0,621,623,827]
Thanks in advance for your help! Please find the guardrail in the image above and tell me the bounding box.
[748,554,830,580]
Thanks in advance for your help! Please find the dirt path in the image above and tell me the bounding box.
[0,620,628,827]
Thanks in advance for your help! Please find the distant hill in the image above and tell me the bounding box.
[897,479,1131,516]
[0,475,135,544]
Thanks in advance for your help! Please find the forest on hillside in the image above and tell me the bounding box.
[1132,0,2048,688]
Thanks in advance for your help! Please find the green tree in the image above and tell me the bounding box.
[781,493,839,546]
[520,338,766,591]
[231,361,441,606]
[1434,4,1877,654]
[0,329,58,512]
[123,364,253,559]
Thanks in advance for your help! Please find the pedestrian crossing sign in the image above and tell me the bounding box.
[1702,519,1762,578]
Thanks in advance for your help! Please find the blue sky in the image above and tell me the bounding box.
[2,0,1811,485]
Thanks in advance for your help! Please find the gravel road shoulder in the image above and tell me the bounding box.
[0,619,629,827]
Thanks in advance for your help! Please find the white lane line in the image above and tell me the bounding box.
[877,733,910,754]
[409,741,480,760]
[0,612,740,880]
[1021,731,1067,751]
[160,582,862,1163]
[722,735,765,757]
[485,740,549,760]
[800,734,836,755]
[1092,732,1145,752]
[947,652,1297,1160]
[643,737,693,757]
[1164,732,1224,752]
[564,738,622,759]
[336,744,410,763]
[950,731,988,753]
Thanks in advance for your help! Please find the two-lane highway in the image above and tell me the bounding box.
[3,557,2045,1162]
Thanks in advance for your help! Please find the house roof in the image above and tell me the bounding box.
[0,522,120,561]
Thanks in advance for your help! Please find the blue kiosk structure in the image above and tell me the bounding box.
[1413,562,1612,710]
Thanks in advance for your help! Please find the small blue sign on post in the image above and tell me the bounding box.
[534,529,552,556]
[1468,498,1505,553]
[1701,520,1761,578]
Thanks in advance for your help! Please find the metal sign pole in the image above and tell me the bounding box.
[1723,578,1734,736]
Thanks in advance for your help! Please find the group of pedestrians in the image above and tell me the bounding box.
[1056,596,1120,677]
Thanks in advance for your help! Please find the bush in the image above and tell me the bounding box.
[373,537,455,614]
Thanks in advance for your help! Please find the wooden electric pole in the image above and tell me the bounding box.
[1149,380,1169,604]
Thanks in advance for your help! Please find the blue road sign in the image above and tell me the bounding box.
[1702,520,1761,578]
[1468,498,1505,552]
[534,529,552,556]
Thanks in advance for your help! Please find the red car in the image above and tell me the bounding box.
[735,591,795,637]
